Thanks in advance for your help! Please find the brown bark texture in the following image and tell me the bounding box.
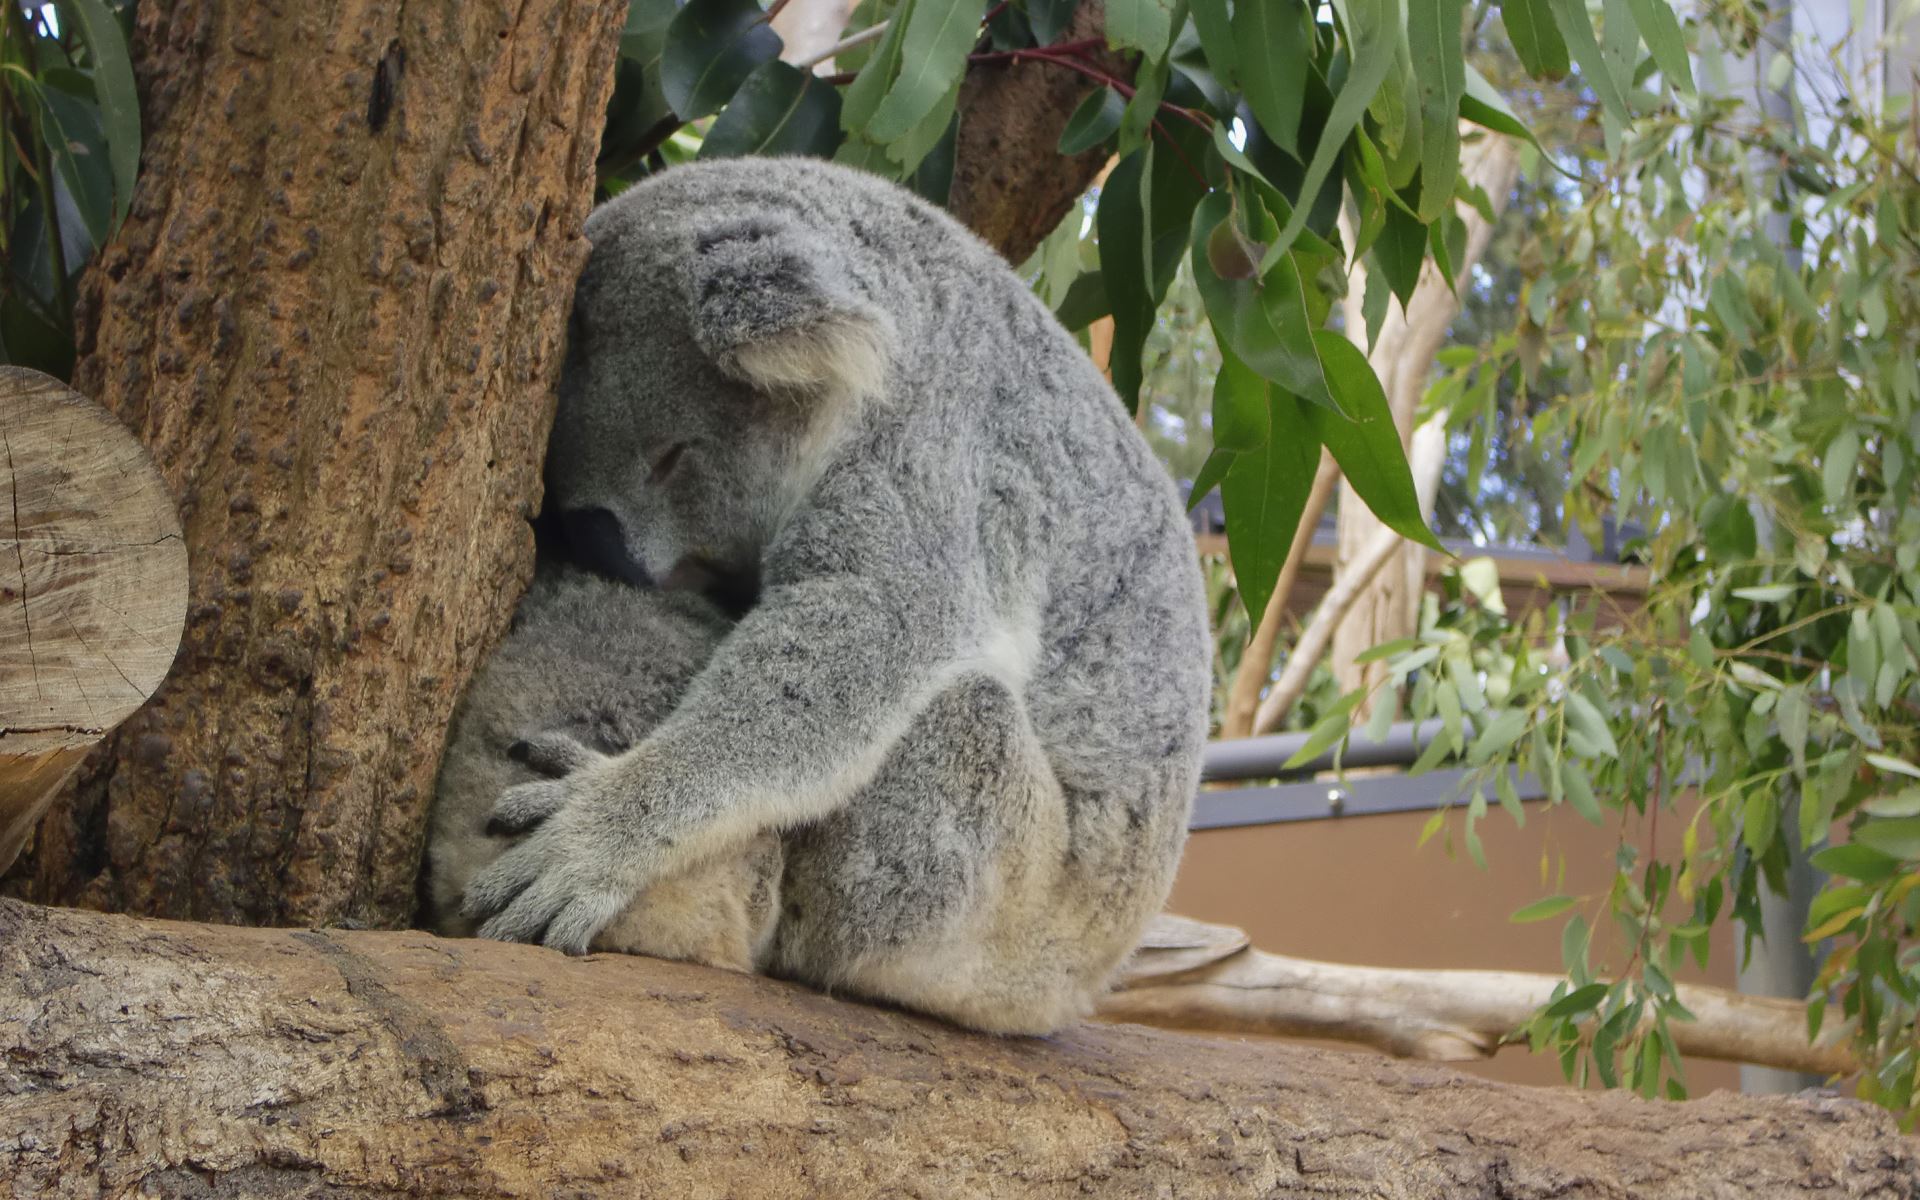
[1,1,624,927]
[0,370,186,877]
[948,0,1129,265]
[5,899,1917,1200]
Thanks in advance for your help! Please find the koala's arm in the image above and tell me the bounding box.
[465,564,974,950]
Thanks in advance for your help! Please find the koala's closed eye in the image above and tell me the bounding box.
[649,442,688,483]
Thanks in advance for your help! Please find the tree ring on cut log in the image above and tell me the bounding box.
[0,366,187,873]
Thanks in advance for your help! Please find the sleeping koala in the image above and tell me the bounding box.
[462,158,1212,1035]
[427,564,780,972]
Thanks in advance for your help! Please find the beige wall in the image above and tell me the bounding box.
[1165,798,1743,1095]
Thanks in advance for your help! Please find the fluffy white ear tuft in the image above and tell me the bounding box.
[718,310,892,401]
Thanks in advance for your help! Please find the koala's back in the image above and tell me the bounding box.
[589,160,1213,1029]
[425,566,732,935]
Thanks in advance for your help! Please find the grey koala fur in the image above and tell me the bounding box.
[461,157,1213,1035]
[427,564,780,971]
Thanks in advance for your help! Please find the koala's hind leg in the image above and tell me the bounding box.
[771,674,1138,1035]
[592,830,784,973]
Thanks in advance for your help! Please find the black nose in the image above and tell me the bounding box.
[558,507,652,586]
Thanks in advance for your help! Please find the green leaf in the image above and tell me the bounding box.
[1824,426,1860,507]
[1867,753,1920,780]
[1470,708,1529,765]
[1545,982,1609,1018]
[1189,0,1237,87]
[1407,0,1466,221]
[1107,0,1178,55]
[661,0,786,121]
[1262,0,1402,268]
[1222,389,1324,629]
[1560,759,1601,823]
[1857,817,1920,860]
[1541,0,1634,124]
[1053,269,1110,331]
[1513,895,1578,923]
[1059,86,1127,155]
[1233,0,1310,156]
[1116,51,1170,156]
[1027,0,1077,43]
[1864,787,1920,818]
[1624,0,1693,92]
[865,0,987,142]
[1212,344,1273,451]
[1371,202,1427,308]
[1811,843,1903,883]
[1501,0,1570,78]
[1742,791,1777,857]
[1283,690,1367,770]
[1731,584,1795,602]
[54,0,139,227]
[1459,65,1563,172]
[1564,691,1620,759]
[837,7,913,168]
[1307,332,1444,550]
[1497,766,1525,825]
[1186,447,1237,509]
[700,61,844,159]
[33,72,114,249]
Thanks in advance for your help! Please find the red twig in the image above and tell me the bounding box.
[1153,119,1209,187]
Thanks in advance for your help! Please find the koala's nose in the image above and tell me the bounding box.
[558,507,652,587]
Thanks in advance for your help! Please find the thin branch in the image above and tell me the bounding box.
[1103,914,1859,1078]
[793,20,888,71]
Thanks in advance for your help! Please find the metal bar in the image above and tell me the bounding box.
[1202,720,1445,782]
[1190,766,1548,831]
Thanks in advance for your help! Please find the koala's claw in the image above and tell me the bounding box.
[508,731,606,778]
[485,778,571,837]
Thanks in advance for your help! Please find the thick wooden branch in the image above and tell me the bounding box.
[1104,915,1859,1077]
[5,899,1913,1198]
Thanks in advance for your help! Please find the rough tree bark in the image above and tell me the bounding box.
[948,0,1131,265]
[6,899,1914,1200]
[1,1,625,926]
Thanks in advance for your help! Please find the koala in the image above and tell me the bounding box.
[461,157,1213,1035]
[427,564,780,972]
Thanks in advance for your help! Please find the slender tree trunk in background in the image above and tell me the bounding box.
[773,0,860,70]
[1218,455,1337,738]
[949,0,1130,264]
[0,1,624,928]
[1317,132,1520,727]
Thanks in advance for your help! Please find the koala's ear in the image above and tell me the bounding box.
[681,215,893,400]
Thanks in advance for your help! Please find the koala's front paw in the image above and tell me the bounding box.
[462,763,664,954]
[489,732,609,836]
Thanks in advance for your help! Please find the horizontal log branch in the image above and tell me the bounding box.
[4,899,1913,1199]
[1105,915,1858,1078]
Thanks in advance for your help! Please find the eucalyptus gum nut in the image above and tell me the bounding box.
[1206,217,1261,280]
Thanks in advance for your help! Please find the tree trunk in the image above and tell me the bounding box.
[5,900,1913,1200]
[0,1,624,928]
[1323,134,1521,724]
[948,0,1130,265]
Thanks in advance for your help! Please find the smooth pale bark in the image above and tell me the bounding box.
[6,898,1913,1200]
[0,1,624,927]
[0,369,186,876]
[1320,134,1523,727]
[1104,915,1859,1077]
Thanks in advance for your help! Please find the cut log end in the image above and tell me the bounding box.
[0,368,186,873]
